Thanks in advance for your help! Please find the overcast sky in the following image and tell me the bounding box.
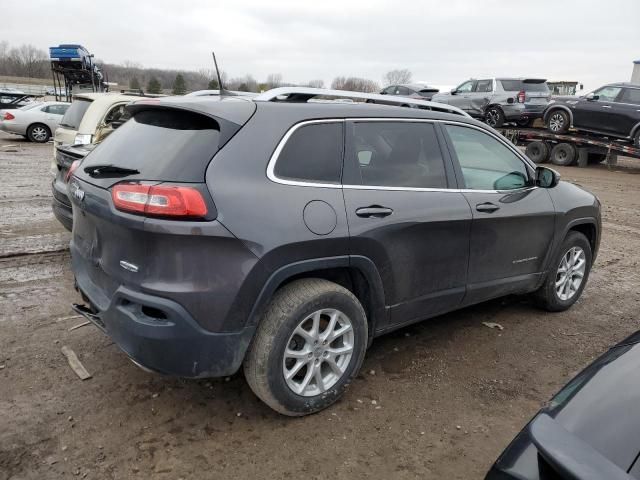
[4,0,639,91]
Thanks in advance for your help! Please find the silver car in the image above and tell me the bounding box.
[0,101,70,142]
[431,78,550,128]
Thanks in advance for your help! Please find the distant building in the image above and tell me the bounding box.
[632,59,640,84]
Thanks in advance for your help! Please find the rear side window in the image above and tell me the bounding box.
[274,122,343,184]
[620,88,640,105]
[60,98,92,129]
[475,80,493,93]
[347,121,447,189]
[80,109,221,183]
[500,80,549,93]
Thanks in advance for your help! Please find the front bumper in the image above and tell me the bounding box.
[72,252,255,378]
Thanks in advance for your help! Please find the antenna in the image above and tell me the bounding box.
[211,51,228,95]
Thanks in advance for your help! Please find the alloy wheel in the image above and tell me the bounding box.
[485,109,499,127]
[555,246,586,301]
[31,126,48,142]
[282,308,354,397]
[549,112,565,132]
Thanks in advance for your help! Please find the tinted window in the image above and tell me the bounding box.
[60,98,92,129]
[47,104,69,115]
[476,80,492,93]
[500,80,549,93]
[348,122,447,189]
[445,125,530,191]
[593,86,622,102]
[274,122,343,184]
[80,109,221,183]
[620,88,640,105]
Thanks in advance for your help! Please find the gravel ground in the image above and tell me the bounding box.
[1,130,639,480]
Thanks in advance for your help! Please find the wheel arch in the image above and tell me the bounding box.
[26,122,52,141]
[246,256,387,344]
[544,106,574,126]
[560,218,600,263]
[630,121,640,139]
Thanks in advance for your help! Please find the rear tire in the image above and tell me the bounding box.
[550,143,577,166]
[244,278,368,416]
[534,231,592,312]
[27,123,51,143]
[525,141,550,164]
[633,130,640,148]
[485,107,505,128]
[516,118,533,128]
[546,110,569,134]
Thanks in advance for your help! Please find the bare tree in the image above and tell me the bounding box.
[306,79,325,88]
[331,76,379,93]
[266,73,283,89]
[383,69,412,86]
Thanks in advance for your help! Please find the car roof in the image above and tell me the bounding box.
[72,92,145,103]
[606,82,640,89]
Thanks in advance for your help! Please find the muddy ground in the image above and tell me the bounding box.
[1,130,639,480]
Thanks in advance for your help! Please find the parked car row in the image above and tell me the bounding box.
[0,101,70,142]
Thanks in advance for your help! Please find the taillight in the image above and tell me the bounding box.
[3,112,15,120]
[517,90,526,103]
[65,160,81,182]
[111,183,208,219]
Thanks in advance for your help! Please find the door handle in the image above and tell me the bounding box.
[476,202,500,213]
[355,206,393,218]
[601,105,612,109]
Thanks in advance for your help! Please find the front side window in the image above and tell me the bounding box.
[445,125,530,191]
[274,122,343,184]
[456,81,474,93]
[593,86,622,102]
[348,122,447,189]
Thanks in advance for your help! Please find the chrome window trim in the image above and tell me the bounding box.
[266,117,537,192]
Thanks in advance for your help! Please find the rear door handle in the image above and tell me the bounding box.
[601,105,612,109]
[476,202,500,213]
[355,206,393,218]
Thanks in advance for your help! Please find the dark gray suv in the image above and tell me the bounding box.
[68,88,601,416]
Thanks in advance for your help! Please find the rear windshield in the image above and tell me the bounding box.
[80,108,221,183]
[500,80,549,93]
[60,98,92,129]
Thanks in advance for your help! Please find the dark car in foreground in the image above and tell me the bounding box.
[486,330,640,479]
[432,78,550,128]
[67,87,601,416]
[544,82,640,147]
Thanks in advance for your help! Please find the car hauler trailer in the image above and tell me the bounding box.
[49,44,107,102]
[499,127,640,167]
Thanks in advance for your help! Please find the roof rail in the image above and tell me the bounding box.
[253,87,470,117]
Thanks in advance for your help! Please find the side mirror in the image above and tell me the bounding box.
[536,166,560,188]
[586,93,598,101]
[450,88,457,95]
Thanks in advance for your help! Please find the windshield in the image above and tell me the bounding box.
[501,80,549,93]
[60,98,92,129]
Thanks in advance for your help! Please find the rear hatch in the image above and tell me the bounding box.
[69,97,256,307]
[55,97,93,148]
[501,79,550,107]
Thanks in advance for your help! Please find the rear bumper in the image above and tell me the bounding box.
[51,180,73,231]
[73,270,255,378]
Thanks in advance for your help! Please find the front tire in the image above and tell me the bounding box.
[27,124,51,143]
[633,130,640,148]
[485,107,505,128]
[547,110,569,134]
[534,231,592,312]
[244,278,368,416]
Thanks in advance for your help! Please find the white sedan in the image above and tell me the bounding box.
[0,102,70,143]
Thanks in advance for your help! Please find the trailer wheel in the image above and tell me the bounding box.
[550,143,577,166]
[547,110,569,134]
[525,141,550,164]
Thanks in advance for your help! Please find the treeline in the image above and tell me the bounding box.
[0,41,413,94]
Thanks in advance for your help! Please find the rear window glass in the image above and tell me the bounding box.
[80,109,221,182]
[60,98,92,129]
[620,88,640,105]
[274,123,343,184]
[500,80,549,93]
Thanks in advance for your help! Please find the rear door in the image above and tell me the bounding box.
[467,79,493,116]
[442,123,556,304]
[343,119,471,330]
[615,87,640,137]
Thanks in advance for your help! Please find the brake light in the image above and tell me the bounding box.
[517,90,526,103]
[3,112,15,120]
[65,160,81,182]
[111,183,208,219]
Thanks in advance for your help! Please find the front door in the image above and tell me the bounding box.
[448,80,476,113]
[573,86,623,134]
[442,123,556,305]
[343,120,472,330]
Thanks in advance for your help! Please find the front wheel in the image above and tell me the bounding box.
[485,107,505,128]
[534,231,592,312]
[244,278,368,416]
[633,130,640,148]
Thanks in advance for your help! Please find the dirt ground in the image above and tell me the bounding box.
[1,130,639,480]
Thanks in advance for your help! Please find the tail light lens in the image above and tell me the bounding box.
[517,90,526,103]
[111,183,208,219]
[3,112,15,120]
[65,160,81,182]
